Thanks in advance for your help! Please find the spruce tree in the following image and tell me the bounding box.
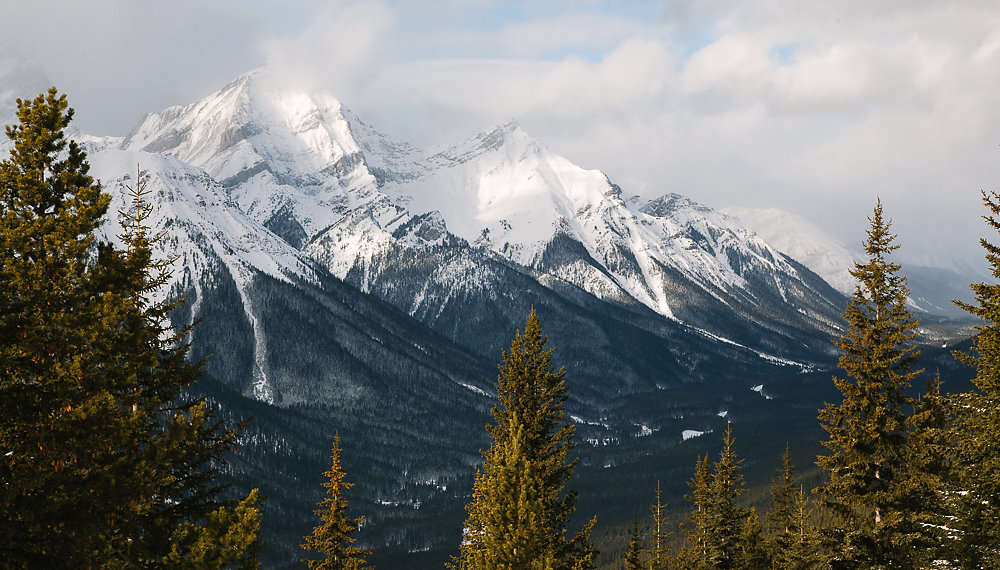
[645,481,670,570]
[702,426,748,569]
[0,87,116,566]
[675,454,711,569]
[453,309,596,570]
[765,450,827,569]
[767,447,799,558]
[953,190,1000,565]
[0,90,260,567]
[740,508,770,570]
[780,488,826,570]
[302,435,369,569]
[676,426,749,570]
[816,200,929,567]
[623,520,645,570]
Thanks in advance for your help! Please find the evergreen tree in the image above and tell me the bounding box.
[765,450,827,569]
[779,488,826,570]
[676,426,749,570]
[675,455,711,569]
[903,376,956,565]
[702,426,748,569]
[767,446,798,553]
[0,90,260,567]
[623,520,644,570]
[740,508,770,570]
[453,309,597,570]
[953,190,1000,566]
[815,200,930,567]
[302,435,369,569]
[645,481,670,570]
[0,87,116,566]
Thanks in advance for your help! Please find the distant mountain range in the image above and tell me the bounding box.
[0,59,976,567]
[725,206,982,320]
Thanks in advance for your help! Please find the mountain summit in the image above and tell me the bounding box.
[103,68,849,370]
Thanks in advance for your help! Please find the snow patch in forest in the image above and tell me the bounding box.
[682,429,710,441]
[635,424,655,437]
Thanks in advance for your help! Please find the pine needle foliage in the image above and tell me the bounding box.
[767,446,799,553]
[766,451,826,569]
[645,481,670,570]
[816,200,934,567]
[623,520,644,570]
[453,309,596,570]
[676,426,749,570]
[952,190,1000,566]
[0,90,260,567]
[301,435,370,570]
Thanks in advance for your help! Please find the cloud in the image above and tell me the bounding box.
[3,0,999,270]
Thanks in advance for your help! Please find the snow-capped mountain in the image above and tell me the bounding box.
[2,61,867,565]
[120,70,422,248]
[723,207,859,295]
[726,206,980,319]
[110,68,847,368]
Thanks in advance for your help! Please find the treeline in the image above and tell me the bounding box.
[4,87,1000,570]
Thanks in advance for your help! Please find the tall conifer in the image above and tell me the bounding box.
[302,435,369,569]
[453,309,596,570]
[816,200,929,567]
[676,426,749,570]
[953,190,1000,565]
[0,89,259,567]
[645,481,670,570]
[623,520,644,570]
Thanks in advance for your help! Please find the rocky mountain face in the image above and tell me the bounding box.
[726,206,983,322]
[0,64,869,566]
[119,70,846,371]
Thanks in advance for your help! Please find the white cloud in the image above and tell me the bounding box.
[2,0,998,271]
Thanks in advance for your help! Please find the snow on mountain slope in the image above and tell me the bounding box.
[366,122,839,326]
[113,69,834,330]
[723,207,859,295]
[119,69,423,248]
[44,66,847,366]
[88,150,320,402]
[724,206,985,320]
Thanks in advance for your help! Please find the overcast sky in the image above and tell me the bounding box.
[3,0,999,271]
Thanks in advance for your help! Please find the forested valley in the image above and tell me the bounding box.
[3,89,999,569]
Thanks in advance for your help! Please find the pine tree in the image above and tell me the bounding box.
[302,435,369,569]
[675,454,711,569]
[623,519,645,570]
[903,376,956,566]
[765,450,827,569]
[740,508,770,570]
[0,87,117,566]
[702,426,747,569]
[645,481,670,570]
[0,90,260,567]
[676,426,749,570]
[767,446,799,559]
[952,190,1000,566]
[780,488,826,570]
[453,309,597,570]
[816,200,928,567]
